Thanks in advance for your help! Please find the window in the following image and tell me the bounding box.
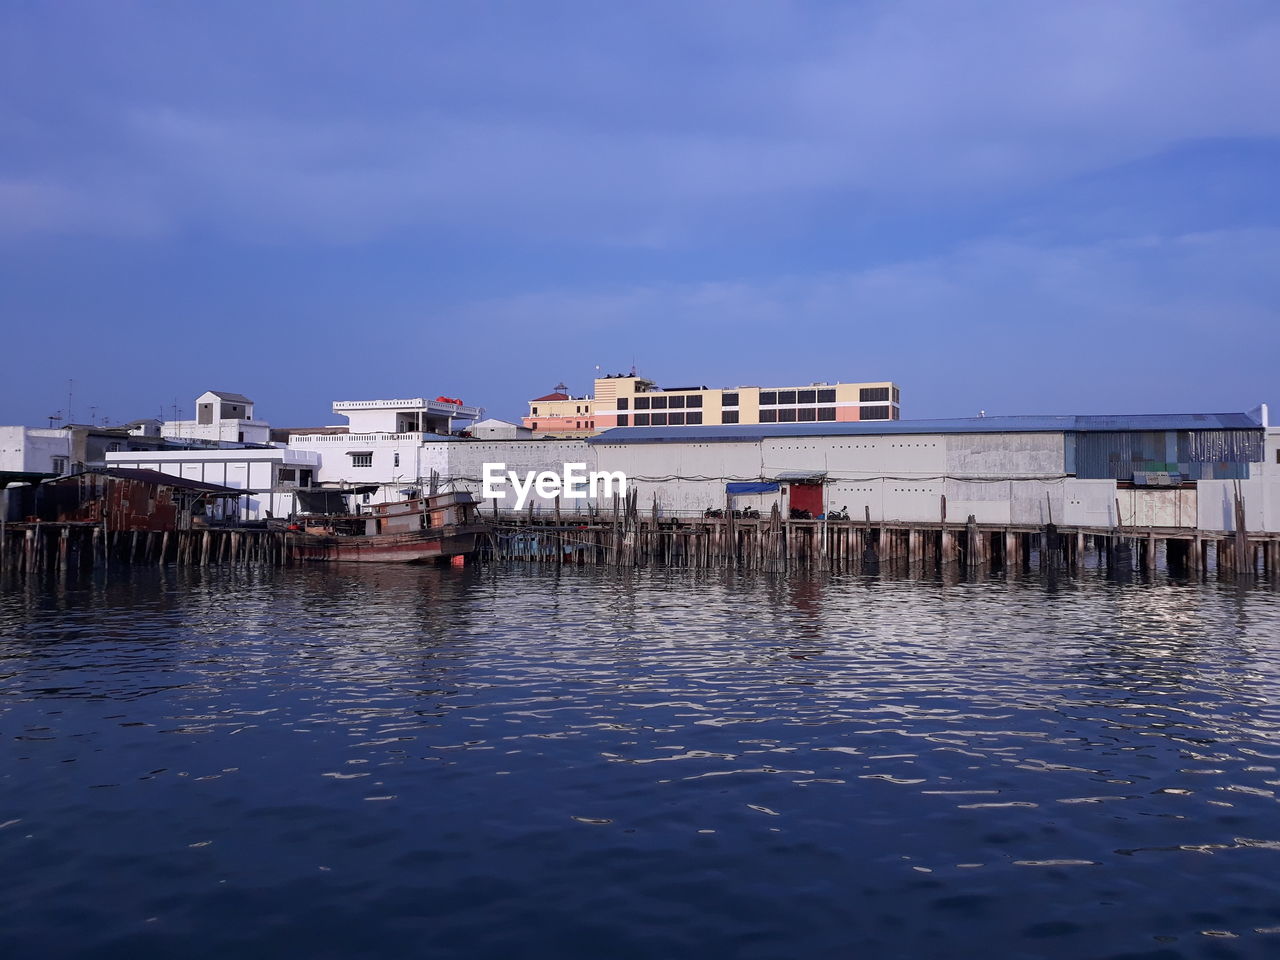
[760,409,777,423]
[798,407,816,421]
[778,390,796,404]
[862,405,891,420]
[51,456,68,475]
[668,412,685,425]
[351,453,373,468]
[861,387,891,403]
[722,392,739,407]
[393,453,400,468]
[651,413,668,425]
[617,398,628,410]
[299,470,313,487]
[635,396,650,410]
[686,411,702,424]
[279,468,297,483]
[686,395,702,408]
[651,396,668,409]
[892,387,900,403]
[798,389,816,404]
[668,395,685,409]
[531,406,538,415]
[779,409,797,422]
[817,388,836,404]
[617,414,629,426]
[722,410,739,424]
[634,413,650,425]
[818,407,836,421]
[531,422,538,430]
[760,391,777,405]
[106,442,121,452]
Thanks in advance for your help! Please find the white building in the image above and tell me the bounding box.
[285,396,484,507]
[332,396,482,435]
[469,418,534,440]
[419,408,1280,534]
[0,426,72,477]
[105,447,321,521]
[101,394,486,519]
[163,391,272,444]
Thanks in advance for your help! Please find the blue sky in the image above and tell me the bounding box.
[2,1,1278,428]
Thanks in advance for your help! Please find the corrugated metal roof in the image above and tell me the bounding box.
[588,412,1263,445]
[83,468,237,494]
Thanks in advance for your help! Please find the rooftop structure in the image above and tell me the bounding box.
[332,397,482,435]
[163,390,271,444]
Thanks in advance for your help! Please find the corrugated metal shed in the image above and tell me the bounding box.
[1073,430,1259,481]
[589,412,1263,445]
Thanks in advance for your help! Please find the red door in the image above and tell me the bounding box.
[788,483,824,517]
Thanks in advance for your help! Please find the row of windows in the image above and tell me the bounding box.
[621,412,704,426]
[530,405,589,415]
[860,387,901,403]
[862,406,893,420]
[630,394,703,410]
[756,388,838,406]
[759,408,839,423]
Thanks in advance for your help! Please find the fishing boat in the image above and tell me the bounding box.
[287,491,488,564]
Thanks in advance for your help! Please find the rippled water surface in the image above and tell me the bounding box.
[3,566,1280,959]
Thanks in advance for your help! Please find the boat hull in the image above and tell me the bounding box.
[288,525,486,564]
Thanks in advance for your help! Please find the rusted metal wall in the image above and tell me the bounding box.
[43,474,183,531]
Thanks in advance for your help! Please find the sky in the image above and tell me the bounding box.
[2,0,1278,428]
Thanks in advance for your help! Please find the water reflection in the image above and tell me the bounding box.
[1,565,1279,959]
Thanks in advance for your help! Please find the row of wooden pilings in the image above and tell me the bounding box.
[0,522,293,576]
[489,510,1280,579]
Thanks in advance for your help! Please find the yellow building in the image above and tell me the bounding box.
[524,374,900,437]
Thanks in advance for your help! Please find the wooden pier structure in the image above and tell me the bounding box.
[0,522,292,576]
[3,509,1277,581]
[485,496,1280,579]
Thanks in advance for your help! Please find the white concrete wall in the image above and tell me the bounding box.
[162,419,271,444]
[290,433,446,498]
[0,427,71,473]
[442,438,595,513]
[1063,479,1119,527]
[1197,479,1271,532]
[947,432,1065,477]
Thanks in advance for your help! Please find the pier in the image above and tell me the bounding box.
[0,522,291,575]
[485,499,1280,578]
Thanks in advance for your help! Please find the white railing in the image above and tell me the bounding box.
[290,433,429,443]
[332,399,481,417]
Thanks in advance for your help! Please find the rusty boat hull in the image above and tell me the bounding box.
[287,523,487,564]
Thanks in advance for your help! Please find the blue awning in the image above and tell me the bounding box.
[726,481,779,494]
